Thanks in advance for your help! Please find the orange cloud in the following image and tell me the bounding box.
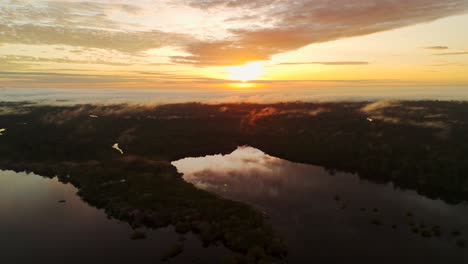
[1,0,468,68]
[177,0,468,65]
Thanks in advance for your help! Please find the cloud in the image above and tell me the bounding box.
[176,0,468,65]
[276,61,369,66]
[0,1,144,29]
[0,55,175,68]
[360,100,452,130]
[424,46,449,50]
[433,51,468,56]
[224,14,261,22]
[428,62,467,67]
[0,61,30,70]
[0,1,190,55]
[1,55,133,66]
[185,0,275,9]
[2,0,468,67]
[0,70,236,89]
[0,24,190,54]
[361,100,400,113]
[0,69,406,89]
[240,106,328,129]
[0,105,31,116]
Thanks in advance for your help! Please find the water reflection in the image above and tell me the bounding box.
[173,146,468,263]
[0,170,229,264]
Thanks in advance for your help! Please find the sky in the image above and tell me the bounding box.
[1,0,468,89]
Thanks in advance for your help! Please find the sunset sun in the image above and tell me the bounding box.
[226,62,264,82]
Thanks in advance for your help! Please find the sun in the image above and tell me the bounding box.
[226,62,263,82]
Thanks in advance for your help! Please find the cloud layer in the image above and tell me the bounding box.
[176,0,468,65]
[1,0,468,66]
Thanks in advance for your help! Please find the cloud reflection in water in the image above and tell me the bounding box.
[173,146,468,263]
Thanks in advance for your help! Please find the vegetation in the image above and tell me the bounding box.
[457,239,466,248]
[2,100,468,261]
[161,243,184,261]
[130,230,147,240]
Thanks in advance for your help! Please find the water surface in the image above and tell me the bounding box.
[0,170,228,264]
[173,146,468,263]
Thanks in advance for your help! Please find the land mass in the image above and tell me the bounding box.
[1,100,468,263]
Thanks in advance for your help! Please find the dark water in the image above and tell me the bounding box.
[0,170,229,264]
[173,146,468,263]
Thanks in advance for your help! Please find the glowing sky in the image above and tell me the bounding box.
[1,0,468,89]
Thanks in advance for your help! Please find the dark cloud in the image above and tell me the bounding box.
[425,46,449,50]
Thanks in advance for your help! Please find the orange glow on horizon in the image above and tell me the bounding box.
[228,82,257,89]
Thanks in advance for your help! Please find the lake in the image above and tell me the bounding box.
[0,170,229,264]
[173,146,468,263]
